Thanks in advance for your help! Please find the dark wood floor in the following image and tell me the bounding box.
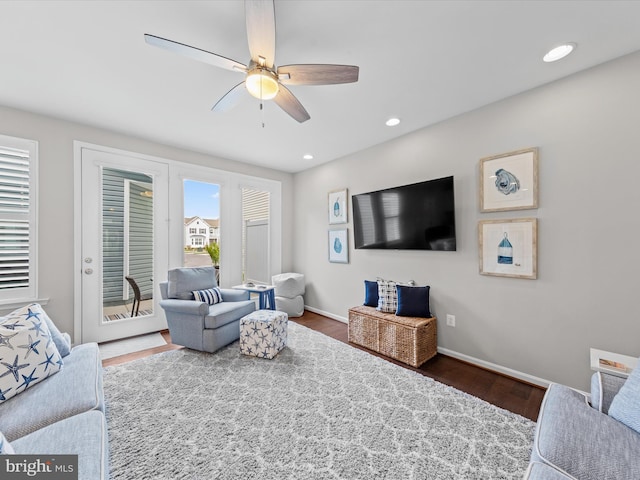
[102,310,545,421]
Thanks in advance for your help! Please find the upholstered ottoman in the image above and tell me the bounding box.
[239,309,288,359]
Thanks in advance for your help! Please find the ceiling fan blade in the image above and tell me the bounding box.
[277,64,359,85]
[144,34,247,72]
[245,0,276,67]
[211,82,247,112]
[273,84,310,123]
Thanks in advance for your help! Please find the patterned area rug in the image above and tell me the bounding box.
[103,323,534,479]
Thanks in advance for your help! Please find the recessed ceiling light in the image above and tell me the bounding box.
[385,117,401,127]
[543,43,576,63]
[303,154,313,160]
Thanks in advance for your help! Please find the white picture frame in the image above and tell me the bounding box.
[328,229,349,263]
[328,188,348,224]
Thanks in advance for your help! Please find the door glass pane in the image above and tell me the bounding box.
[183,180,221,282]
[242,188,270,284]
[102,168,154,322]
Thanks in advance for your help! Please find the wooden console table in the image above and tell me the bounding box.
[348,305,437,368]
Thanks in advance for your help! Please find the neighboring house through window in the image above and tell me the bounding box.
[0,134,38,303]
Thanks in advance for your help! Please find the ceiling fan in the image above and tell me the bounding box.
[144,0,359,123]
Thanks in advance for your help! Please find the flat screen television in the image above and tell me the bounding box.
[352,176,456,251]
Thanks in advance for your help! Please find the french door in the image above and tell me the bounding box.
[79,146,168,343]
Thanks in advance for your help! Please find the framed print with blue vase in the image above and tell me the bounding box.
[479,218,537,279]
[328,188,348,224]
[329,229,349,263]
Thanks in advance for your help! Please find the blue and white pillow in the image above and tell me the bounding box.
[3,304,71,357]
[609,361,640,434]
[0,310,64,404]
[0,431,15,454]
[193,287,223,305]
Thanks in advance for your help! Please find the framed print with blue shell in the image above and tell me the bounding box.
[328,229,349,263]
[328,188,348,224]
[480,148,538,212]
[479,218,537,279]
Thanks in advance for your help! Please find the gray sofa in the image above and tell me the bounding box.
[525,371,640,479]
[0,340,108,480]
[159,266,256,353]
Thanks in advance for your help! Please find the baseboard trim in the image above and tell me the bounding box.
[304,305,348,324]
[437,347,551,388]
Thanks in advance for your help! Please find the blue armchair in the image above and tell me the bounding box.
[159,267,255,353]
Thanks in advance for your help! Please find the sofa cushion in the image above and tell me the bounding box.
[0,342,104,441]
[396,285,431,318]
[590,371,626,414]
[0,313,64,405]
[193,287,223,305]
[609,363,640,433]
[0,431,14,454]
[167,267,217,299]
[532,383,640,480]
[204,300,256,329]
[12,410,108,480]
[363,280,378,307]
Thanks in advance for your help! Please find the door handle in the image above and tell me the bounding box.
[84,268,94,275]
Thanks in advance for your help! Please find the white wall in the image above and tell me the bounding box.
[0,106,294,338]
[292,51,640,391]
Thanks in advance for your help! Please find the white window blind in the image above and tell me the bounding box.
[0,135,37,302]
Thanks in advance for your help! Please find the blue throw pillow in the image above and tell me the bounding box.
[363,280,379,307]
[193,287,223,305]
[609,361,640,433]
[395,285,431,318]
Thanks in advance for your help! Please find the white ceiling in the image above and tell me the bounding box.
[1,1,639,173]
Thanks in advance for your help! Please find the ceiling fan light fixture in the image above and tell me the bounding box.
[246,68,279,100]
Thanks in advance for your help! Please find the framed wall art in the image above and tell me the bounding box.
[479,218,537,279]
[328,229,349,263]
[480,147,538,212]
[328,188,348,224]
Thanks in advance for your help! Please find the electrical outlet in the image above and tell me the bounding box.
[446,314,456,327]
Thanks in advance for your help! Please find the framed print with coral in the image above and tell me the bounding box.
[328,188,348,224]
[480,147,538,212]
[328,229,349,263]
[479,218,537,279]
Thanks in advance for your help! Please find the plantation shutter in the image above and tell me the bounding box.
[0,137,37,300]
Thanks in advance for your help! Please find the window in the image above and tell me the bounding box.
[189,227,196,234]
[0,135,38,302]
[242,188,270,283]
[199,228,207,234]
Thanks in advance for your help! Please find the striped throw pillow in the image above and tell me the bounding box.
[193,287,223,305]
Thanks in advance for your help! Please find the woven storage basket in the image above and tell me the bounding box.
[348,305,437,368]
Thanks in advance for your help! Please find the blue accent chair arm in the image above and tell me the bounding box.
[220,289,251,303]
[159,299,209,316]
